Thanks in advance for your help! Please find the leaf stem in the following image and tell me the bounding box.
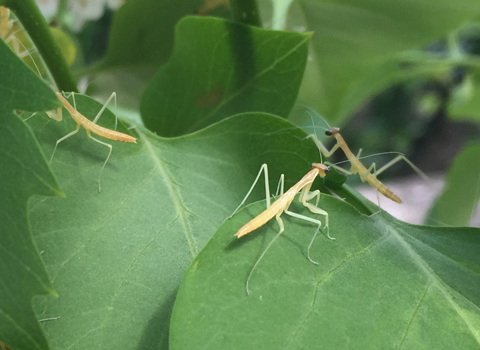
[230,0,262,27]
[2,0,78,92]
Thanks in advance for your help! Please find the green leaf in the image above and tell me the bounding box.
[426,143,480,227]
[140,16,311,136]
[25,95,326,348]
[170,197,480,349]
[296,0,480,123]
[0,40,59,112]
[0,40,62,350]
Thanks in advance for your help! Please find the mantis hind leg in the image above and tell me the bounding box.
[372,155,429,181]
[284,208,329,265]
[360,155,428,204]
[244,190,329,294]
[86,130,112,192]
[245,214,285,295]
[50,123,81,163]
[297,185,332,263]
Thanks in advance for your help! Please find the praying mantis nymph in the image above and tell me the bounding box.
[232,162,332,295]
[2,5,137,192]
[309,127,428,204]
[49,91,137,192]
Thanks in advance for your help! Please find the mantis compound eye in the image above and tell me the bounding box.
[325,127,340,136]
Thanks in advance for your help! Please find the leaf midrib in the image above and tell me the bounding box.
[141,133,198,257]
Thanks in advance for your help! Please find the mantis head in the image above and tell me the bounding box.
[311,163,331,177]
[325,127,340,137]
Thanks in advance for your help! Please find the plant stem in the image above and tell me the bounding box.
[230,0,262,27]
[271,0,294,30]
[54,0,69,28]
[3,0,77,92]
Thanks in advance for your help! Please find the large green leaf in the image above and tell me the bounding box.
[140,16,310,136]
[294,0,480,123]
[25,93,328,348]
[426,143,480,227]
[0,40,62,350]
[170,196,480,349]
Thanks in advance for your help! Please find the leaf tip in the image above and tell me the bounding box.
[305,31,314,39]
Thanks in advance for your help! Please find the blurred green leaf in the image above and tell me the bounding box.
[85,66,157,115]
[103,0,205,68]
[296,0,480,124]
[140,16,311,136]
[25,95,329,348]
[0,39,62,350]
[447,23,480,122]
[426,143,480,226]
[449,67,480,123]
[170,196,480,349]
[86,0,207,111]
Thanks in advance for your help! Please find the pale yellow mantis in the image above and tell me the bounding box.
[49,91,137,192]
[1,6,137,191]
[309,127,428,204]
[233,162,331,294]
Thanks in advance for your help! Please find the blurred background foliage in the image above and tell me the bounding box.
[36,2,479,152]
